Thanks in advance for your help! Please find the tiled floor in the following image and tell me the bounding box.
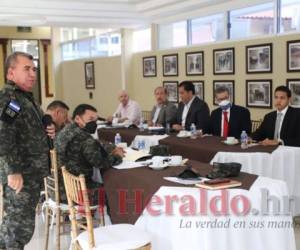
[24,215,300,250]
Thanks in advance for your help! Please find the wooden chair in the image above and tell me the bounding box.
[43,149,70,250]
[142,111,152,123]
[251,119,262,133]
[61,167,151,250]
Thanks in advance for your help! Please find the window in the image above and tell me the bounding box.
[229,2,275,39]
[159,21,187,49]
[191,13,225,44]
[61,32,121,60]
[280,0,300,32]
[133,28,151,52]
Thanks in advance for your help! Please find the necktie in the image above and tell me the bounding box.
[222,111,229,138]
[274,112,283,140]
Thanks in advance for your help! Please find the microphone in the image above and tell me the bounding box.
[42,114,54,149]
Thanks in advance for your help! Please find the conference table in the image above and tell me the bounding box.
[103,160,296,250]
[98,127,300,214]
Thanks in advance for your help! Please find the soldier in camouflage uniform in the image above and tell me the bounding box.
[0,52,55,250]
[55,104,124,203]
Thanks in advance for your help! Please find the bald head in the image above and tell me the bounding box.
[118,90,129,106]
[154,87,167,105]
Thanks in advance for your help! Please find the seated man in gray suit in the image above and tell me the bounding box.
[149,86,177,127]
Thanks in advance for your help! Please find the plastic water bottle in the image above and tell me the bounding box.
[240,130,248,149]
[190,123,197,139]
[166,123,170,134]
[139,118,144,132]
[114,133,121,145]
[138,139,145,150]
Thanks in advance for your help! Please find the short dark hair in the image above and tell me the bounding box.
[275,85,291,98]
[179,81,195,94]
[5,52,33,77]
[215,86,229,96]
[72,104,97,119]
[47,100,69,111]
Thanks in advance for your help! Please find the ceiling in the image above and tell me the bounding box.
[0,0,236,29]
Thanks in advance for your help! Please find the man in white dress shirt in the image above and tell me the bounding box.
[107,90,141,125]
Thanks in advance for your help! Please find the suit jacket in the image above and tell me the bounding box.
[252,106,300,147]
[175,96,210,133]
[210,104,251,139]
[151,101,177,126]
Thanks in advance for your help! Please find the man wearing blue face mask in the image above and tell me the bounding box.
[210,87,251,139]
[55,104,124,197]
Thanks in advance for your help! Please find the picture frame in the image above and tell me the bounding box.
[84,61,95,89]
[287,40,300,72]
[213,48,235,75]
[213,80,235,105]
[143,56,157,77]
[287,79,300,107]
[246,43,272,73]
[192,81,204,100]
[246,80,272,108]
[186,51,204,76]
[163,54,178,76]
[163,81,178,103]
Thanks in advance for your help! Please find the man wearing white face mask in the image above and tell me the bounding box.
[210,86,251,139]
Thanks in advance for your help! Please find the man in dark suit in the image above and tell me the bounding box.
[252,85,300,147]
[172,81,210,132]
[149,86,177,127]
[210,86,251,139]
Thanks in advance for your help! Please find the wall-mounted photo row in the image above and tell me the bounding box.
[213,48,235,75]
[143,56,156,77]
[84,61,95,89]
[246,43,272,74]
[213,80,235,105]
[186,51,204,76]
[163,81,178,103]
[192,81,204,100]
[163,54,178,76]
[246,80,272,108]
[287,40,300,72]
[287,79,300,107]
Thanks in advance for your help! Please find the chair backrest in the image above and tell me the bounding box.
[61,167,95,249]
[251,119,262,133]
[44,149,60,205]
[142,110,151,122]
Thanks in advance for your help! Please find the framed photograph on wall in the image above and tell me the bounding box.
[246,43,272,73]
[287,79,300,107]
[163,54,178,76]
[246,80,272,108]
[192,81,204,100]
[85,61,95,89]
[213,80,235,105]
[186,51,204,75]
[287,40,300,72]
[213,48,235,75]
[143,56,157,77]
[163,81,178,103]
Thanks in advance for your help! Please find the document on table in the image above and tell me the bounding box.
[164,177,205,185]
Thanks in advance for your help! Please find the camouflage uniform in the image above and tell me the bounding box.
[54,123,122,202]
[0,81,50,250]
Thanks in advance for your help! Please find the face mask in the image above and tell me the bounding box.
[219,99,231,111]
[84,120,97,134]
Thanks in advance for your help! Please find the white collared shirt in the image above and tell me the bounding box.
[181,96,195,128]
[221,107,231,136]
[114,99,142,125]
[277,105,289,140]
[152,104,162,124]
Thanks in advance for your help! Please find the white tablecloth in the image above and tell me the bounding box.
[135,177,296,250]
[131,135,169,151]
[210,146,300,215]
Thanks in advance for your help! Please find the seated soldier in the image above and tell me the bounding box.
[54,104,124,203]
